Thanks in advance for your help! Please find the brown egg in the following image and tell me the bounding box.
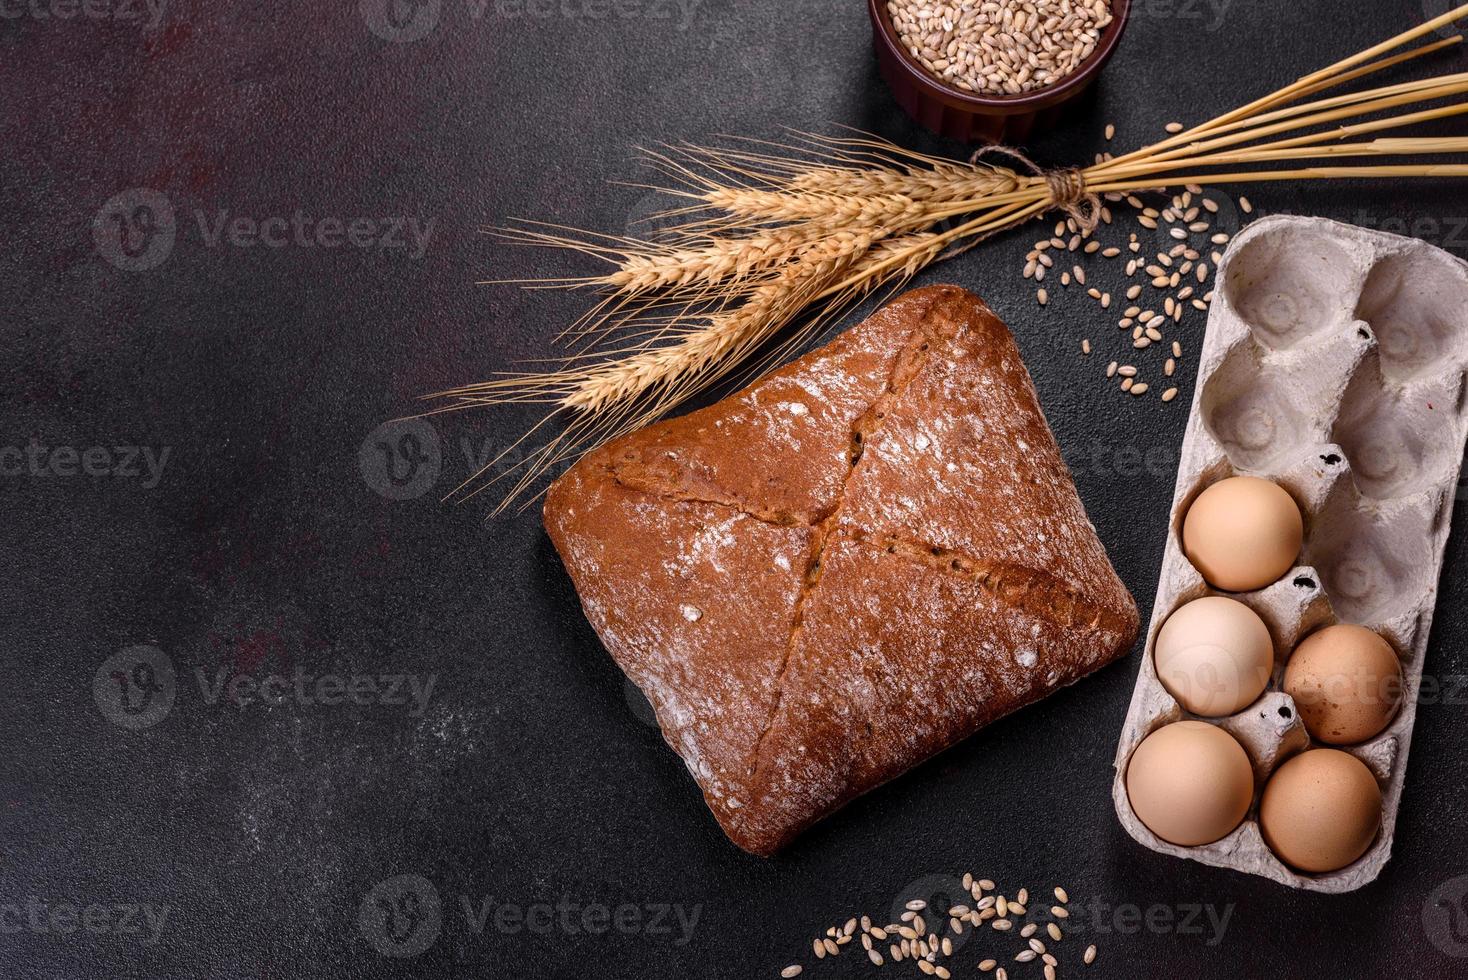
[1260,749,1382,873]
[1154,596,1275,717]
[1182,476,1303,592]
[1126,721,1254,846]
[1283,624,1403,745]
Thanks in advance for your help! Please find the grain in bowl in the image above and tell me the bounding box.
[885,0,1114,95]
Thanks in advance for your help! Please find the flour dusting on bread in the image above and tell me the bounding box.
[544,285,1138,855]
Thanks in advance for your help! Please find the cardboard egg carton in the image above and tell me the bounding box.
[1111,215,1468,892]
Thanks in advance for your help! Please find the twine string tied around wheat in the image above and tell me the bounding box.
[972,144,1101,225]
[941,144,1104,259]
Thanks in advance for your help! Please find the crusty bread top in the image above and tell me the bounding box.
[544,285,1138,855]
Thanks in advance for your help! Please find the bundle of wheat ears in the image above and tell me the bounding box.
[436,6,1468,513]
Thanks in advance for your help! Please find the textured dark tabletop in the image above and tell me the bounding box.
[6,1,1468,977]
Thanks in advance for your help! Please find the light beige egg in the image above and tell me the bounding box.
[1260,748,1382,873]
[1125,721,1254,847]
[1182,476,1303,592]
[1283,624,1403,745]
[1154,596,1274,716]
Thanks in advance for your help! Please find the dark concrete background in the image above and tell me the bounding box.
[5,1,1468,976]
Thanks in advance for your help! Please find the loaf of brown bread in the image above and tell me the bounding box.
[543,285,1138,855]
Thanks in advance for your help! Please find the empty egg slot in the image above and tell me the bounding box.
[1354,249,1468,383]
[1306,493,1432,628]
[1222,224,1363,351]
[1201,339,1316,472]
[1332,355,1462,500]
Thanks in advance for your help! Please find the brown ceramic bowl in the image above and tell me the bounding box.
[869,0,1131,144]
